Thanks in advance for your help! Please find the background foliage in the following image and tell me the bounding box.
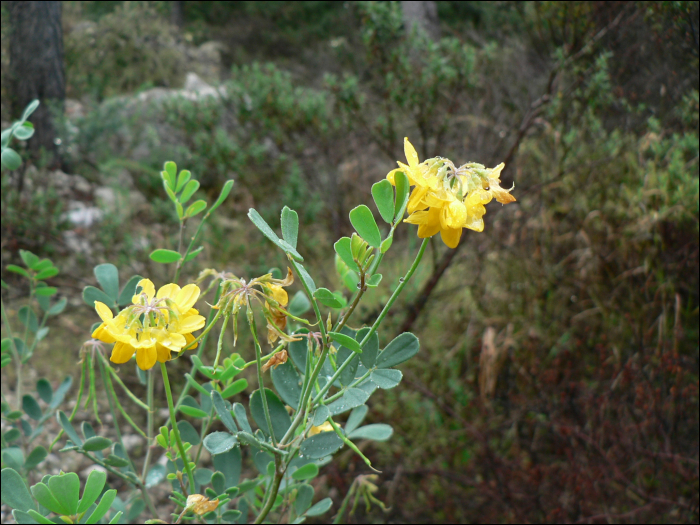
[1,1,698,523]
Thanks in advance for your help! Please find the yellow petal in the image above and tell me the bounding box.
[407,186,429,214]
[176,284,201,312]
[160,332,187,350]
[440,227,462,248]
[133,279,155,303]
[268,284,288,306]
[386,168,401,186]
[179,315,206,334]
[156,343,172,363]
[94,302,114,322]
[156,283,180,300]
[404,210,429,225]
[404,137,419,167]
[92,323,116,344]
[417,221,441,238]
[441,200,467,229]
[110,341,135,364]
[309,422,334,436]
[184,332,198,350]
[136,345,157,370]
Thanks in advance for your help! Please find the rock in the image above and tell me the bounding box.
[62,202,103,228]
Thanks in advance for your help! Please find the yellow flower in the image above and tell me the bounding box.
[92,279,206,370]
[387,137,515,248]
[308,422,334,436]
[186,494,219,515]
[215,268,300,346]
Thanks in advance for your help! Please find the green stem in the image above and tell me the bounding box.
[332,478,358,524]
[173,220,187,284]
[160,362,196,493]
[194,406,215,465]
[247,304,277,448]
[253,456,284,524]
[312,238,428,406]
[1,299,22,410]
[105,363,150,410]
[164,283,223,429]
[241,343,285,370]
[141,368,155,481]
[100,355,148,439]
[174,210,213,284]
[333,252,385,334]
[97,355,141,476]
[212,313,229,370]
[288,259,327,342]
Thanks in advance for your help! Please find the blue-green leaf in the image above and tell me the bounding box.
[300,432,343,460]
[281,206,299,250]
[203,432,237,455]
[1,467,36,512]
[249,389,291,441]
[348,423,393,442]
[94,264,119,301]
[376,333,420,368]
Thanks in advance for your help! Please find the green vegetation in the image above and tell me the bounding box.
[1,1,698,523]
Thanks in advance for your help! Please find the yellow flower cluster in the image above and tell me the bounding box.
[92,279,205,370]
[213,268,299,346]
[387,138,516,248]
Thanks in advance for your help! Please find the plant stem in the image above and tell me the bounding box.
[173,220,186,284]
[332,478,358,524]
[212,313,229,369]
[1,299,23,410]
[312,238,428,406]
[97,355,140,472]
[160,362,196,493]
[141,368,155,481]
[254,456,284,524]
[100,355,148,439]
[247,304,277,448]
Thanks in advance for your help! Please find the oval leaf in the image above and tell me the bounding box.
[305,497,333,517]
[349,205,381,248]
[376,332,420,368]
[1,467,36,512]
[372,180,395,224]
[249,388,291,441]
[300,432,343,460]
[203,432,237,455]
[348,423,394,442]
[281,206,299,250]
[149,249,181,264]
[208,179,234,214]
[393,171,410,220]
[185,199,207,218]
[94,264,119,301]
[370,369,403,389]
[2,148,22,170]
[314,288,344,309]
[292,463,319,481]
[82,436,113,452]
[329,332,361,354]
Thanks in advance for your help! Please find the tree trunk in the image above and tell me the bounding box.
[401,1,440,40]
[171,1,186,29]
[8,1,65,169]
